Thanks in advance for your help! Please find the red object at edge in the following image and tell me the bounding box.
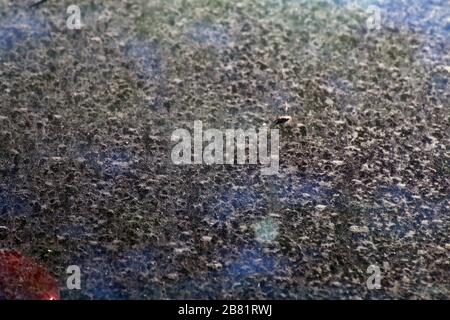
[0,250,60,300]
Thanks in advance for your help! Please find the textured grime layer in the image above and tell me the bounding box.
[0,0,448,299]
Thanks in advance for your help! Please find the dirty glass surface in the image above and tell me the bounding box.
[0,0,448,299]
